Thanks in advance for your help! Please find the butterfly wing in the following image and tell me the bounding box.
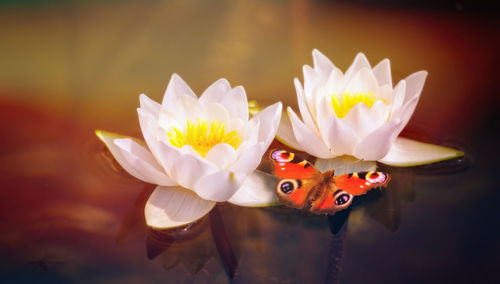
[309,171,391,215]
[269,149,318,179]
[275,178,318,210]
[268,149,321,210]
[334,171,391,195]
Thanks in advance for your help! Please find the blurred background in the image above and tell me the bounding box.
[1,0,498,135]
[0,0,498,283]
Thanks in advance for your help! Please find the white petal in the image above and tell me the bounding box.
[172,94,202,122]
[312,49,334,75]
[391,72,426,131]
[315,156,377,176]
[394,95,420,133]
[194,170,247,202]
[114,138,177,186]
[202,103,231,124]
[180,144,201,157]
[295,78,318,132]
[376,84,394,103]
[288,107,332,158]
[228,171,279,207]
[226,118,245,137]
[139,94,161,117]
[156,141,182,175]
[249,102,282,147]
[220,86,249,122]
[379,137,465,167]
[145,185,216,229]
[344,67,379,95]
[372,58,392,87]
[170,151,218,190]
[316,100,360,156]
[199,78,231,106]
[162,73,196,109]
[137,108,159,153]
[371,100,391,123]
[344,52,371,82]
[303,65,320,99]
[96,130,148,181]
[230,142,265,175]
[353,119,402,161]
[158,108,183,130]
[245,117,260,146]
[322,67,345,97]
[403,71,427,105]
[390,80,407,119]
[317,68,346,120]
[343,100,389,139]
[276,112,303,150]
[205,143,238,169]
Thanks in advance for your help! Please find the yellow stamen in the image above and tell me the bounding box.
[167,119,242,157]
[330,92,386,118]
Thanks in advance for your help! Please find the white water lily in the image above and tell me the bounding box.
[278,49,463,173]
[97,74,282,228]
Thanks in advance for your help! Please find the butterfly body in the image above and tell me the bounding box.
[269,149,390,215]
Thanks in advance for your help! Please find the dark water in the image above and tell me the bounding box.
[1,1,499,283]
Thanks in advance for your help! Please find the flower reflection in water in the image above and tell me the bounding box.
[117,185,265,280]
[145,207,241,279]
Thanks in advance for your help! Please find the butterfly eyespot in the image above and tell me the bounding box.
[366,172,387,184]
[271,150,294,162]
[335,193,351,205]
[277,179,298,194]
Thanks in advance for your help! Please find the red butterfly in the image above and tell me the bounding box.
[269,149,391,215]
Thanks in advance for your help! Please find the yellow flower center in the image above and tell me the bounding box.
[167,119,242,157]
[330,92,386,118]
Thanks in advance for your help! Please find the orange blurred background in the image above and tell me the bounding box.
[0,0,498,136]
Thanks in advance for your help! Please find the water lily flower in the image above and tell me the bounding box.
[96,74,282,228]
[278,49,463,173]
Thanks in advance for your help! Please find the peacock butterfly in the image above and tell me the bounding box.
[269,149,390,215]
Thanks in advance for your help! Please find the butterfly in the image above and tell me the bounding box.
[268,149,391,215]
